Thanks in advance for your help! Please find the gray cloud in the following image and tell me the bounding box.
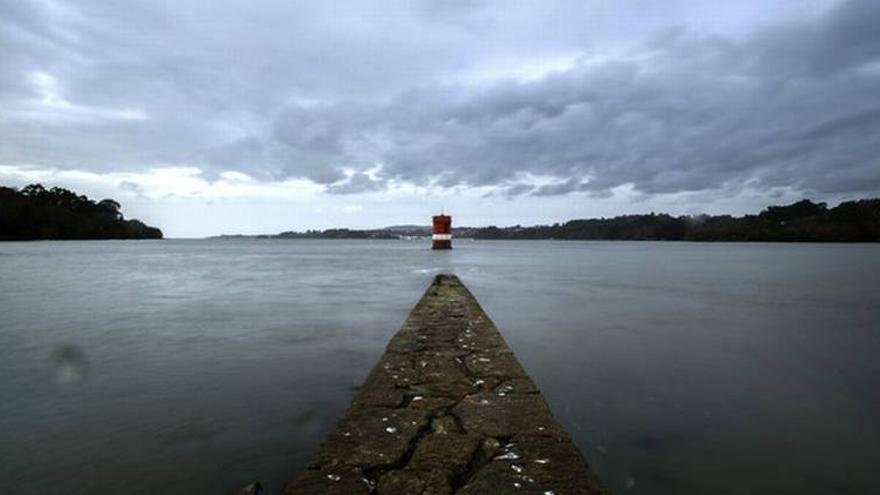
[1,0,878,200]
[326,172,385,195]
[532,179,588,197]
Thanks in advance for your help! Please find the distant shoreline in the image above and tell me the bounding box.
[208,235,878,244]
[215,198,880,243]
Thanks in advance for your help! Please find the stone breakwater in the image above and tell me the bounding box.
[285,274,608,494]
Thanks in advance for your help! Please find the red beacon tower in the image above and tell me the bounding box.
[432,213,452,249]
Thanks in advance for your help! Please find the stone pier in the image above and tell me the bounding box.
[285,274,609,494]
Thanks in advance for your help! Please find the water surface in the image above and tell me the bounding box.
[0,239,878,494]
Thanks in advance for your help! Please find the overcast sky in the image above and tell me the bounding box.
[1,0,878,237]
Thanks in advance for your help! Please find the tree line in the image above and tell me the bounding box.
[463,199,880,242]
[274,198,880,242]
[0,184,163,240]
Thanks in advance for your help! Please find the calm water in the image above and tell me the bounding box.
[0,239,878,494]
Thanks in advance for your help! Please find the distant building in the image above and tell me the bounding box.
[432,214,452,249]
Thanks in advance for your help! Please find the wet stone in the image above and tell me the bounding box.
[408,379,474,400]
[459,436,610,495]
[307,408,429,470]
[495,377,540,395]
[386,332,419,353]
[430,415,463,434]
[408,433,482,475]
[472,437,502,468]
[458,330,506,351]
[377,469,453,495]
[471,377,502,391]
[413,356,469,384]
[286,274,606,494]
[409,396,458,412]
[350,388,405,409]
[452,392,564,438]
[464,351,528,379]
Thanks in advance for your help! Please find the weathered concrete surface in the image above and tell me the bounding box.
[285,274,609,494]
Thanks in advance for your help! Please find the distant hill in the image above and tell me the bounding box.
[0,184,163,240]
[271,198,880,242]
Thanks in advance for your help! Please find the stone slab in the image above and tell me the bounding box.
[285,274,609,494]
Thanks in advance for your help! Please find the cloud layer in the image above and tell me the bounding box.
[1,0,878,229]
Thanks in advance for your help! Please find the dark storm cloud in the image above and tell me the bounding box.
[260,0,880,195]
[1,0,878,197]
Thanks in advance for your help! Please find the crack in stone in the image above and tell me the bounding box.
[363,419,434,493]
